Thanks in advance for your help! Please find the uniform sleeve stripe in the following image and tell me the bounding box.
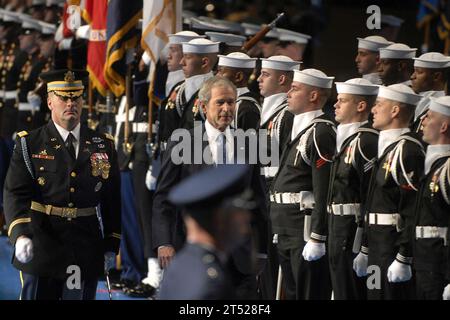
[310,232,327,241]
[8,218,31,237]
[109,233,121,240]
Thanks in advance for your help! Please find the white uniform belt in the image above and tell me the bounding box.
[261,166,278,178]
[270,191,315,209]
[0,90,17,100]
[132,122,157,133]
[18,103,38,111]
[415,226,448,242]
[331,203,360,216]
[368,213,400,226]
[115,113,135,122]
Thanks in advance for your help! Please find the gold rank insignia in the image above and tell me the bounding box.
[192,98,200,116]
[37,177,46,186]
[166,90,177,110]
[429,174,439,195]
[54,145,61,150]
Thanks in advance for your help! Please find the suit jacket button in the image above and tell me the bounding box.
[70,187,75,193]
[71,172,77,177]
[68,202,74,208]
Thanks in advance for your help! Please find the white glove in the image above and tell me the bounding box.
[443,284,450,300]
[75,24,91,40]
[141,258,162,289]
[145,165,157,191]
[387,260,412,283]
[27,92,42,110]
[104,252,116,271]
[302,240,326,261]
[15,237,34,264]
[353,252,368,277]
[58,38,73,51]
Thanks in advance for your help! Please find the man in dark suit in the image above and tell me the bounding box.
[158,165,253,300]
[152,76,268,299]
[3,69,121,300]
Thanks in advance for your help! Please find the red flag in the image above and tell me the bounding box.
[83,0,108,96]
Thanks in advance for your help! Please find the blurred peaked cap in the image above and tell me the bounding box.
[182,38,220,54]
[205,32,246,46]
[39,21,56,35]
[169,31,205,44]
[19,14,42,32]
[357,35,393,51]
[46,0,65,8]
[1,10,21,24]
[210,19,244,34]
[381,14,404,27]
[190,17,229,32]
[335,78,379,95]
[260,55,301,71]
[429,96,450,116]
[379,43,417,59]
[241,22,260,36]
[168,164,251,213]
[293,68,334,89]
[31,0,46,6]
[218,52,257,69]
[377,84,422,105]
[413,52,450,69]
[277,28,311,44]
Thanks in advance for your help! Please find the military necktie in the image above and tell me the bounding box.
[65,132,76,159]
[218,133,227,165]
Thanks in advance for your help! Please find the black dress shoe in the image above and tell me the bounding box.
[123,283,156,298]
[111,278,136,290]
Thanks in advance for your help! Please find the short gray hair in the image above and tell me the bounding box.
[198,76,237,105]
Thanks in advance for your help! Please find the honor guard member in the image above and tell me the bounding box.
[179,38,219,129]
[275,28,311,63]
[270,68,335,300]
[355,35,393,85]
[3,69,121,300]
[328,78,379,300]
[16,16,47,132]
[379,14,404,42]
[28,0,47,21]
[205,32,247,55]
[159,165,254,300]
[259,29,280,59]
[217,52,261,130]
[414,96,450,300]
[258,55,300,184]
[410,52,449,135]
[156,31,202,159]
[354,84,423,300]
[378,43,417,86]
[189,17,229,35]
[153,76,268,299]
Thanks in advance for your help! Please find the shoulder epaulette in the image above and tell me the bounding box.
[17,131,29,138]
[104,133,114,141]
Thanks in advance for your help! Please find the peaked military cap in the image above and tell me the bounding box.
[40,69,89,99]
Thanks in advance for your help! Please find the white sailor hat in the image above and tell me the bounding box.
[379,43,417,59]
[190,17,229,32]
[357,35,392,52]
[1,10,21,24]
[38,21,56,36]
[205,32,246,46]
[31,0,46,6]
[381,14,404,27]
[413,52,450,69]
[20,14,42,33]
[260,55,301,71]
[293,68,335,89]
[429,96,450,116]
[377,84,422,105]
[218,52,257,69]
[277,28,311,44]
[335,78,379,95]
[241,22,260,36]
[182,38,220,54]
[169,31,204,45]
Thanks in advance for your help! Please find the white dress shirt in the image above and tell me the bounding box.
[205,120,234,165]
[54,122,81,158]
